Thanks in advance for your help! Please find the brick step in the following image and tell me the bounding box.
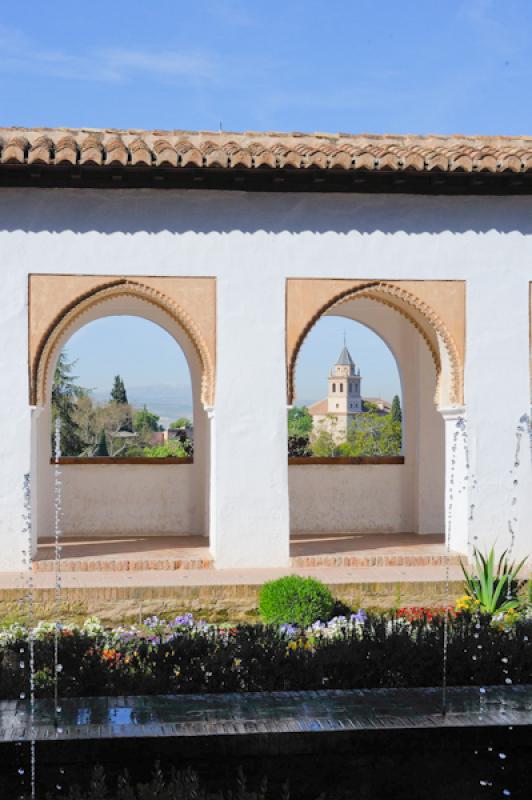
[33,557,214,572]
[290,553,462,568]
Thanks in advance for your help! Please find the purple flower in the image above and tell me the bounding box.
[143,616,165,629]
[169,613,194,628]
[351,609,367,624]
[280,623,298,636]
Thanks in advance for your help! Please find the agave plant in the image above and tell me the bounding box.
[460,547,528,615]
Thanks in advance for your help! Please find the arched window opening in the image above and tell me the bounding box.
[288,298,444,539]
[32,308,211,548]
[288,316,402,459]
[51,316,193,460]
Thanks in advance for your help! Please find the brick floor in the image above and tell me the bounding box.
[0,533,466,612]
[32,532,460,572]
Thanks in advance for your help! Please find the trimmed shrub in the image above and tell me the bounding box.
[259,575,335,626]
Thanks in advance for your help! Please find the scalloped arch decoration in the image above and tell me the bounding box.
[29,276,216,408]
[286,279,465,408]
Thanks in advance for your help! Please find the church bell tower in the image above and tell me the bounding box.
[327,339,362,418]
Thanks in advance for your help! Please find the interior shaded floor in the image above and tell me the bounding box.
[33,535,213,571]
[290,532,455,567]
[33,532,456,572]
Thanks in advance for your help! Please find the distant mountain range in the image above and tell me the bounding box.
[91,384,192,428]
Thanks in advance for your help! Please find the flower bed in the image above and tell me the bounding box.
[1,608,531,700]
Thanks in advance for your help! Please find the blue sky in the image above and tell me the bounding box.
[1,1,531,134]
[65,315,400,422]
[5,1,527,419]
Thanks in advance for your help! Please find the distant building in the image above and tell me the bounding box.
[150,424,194,447]
[308,343,390,441]
[363,397,392,414]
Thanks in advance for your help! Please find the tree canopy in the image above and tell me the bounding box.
[169,417,192,429]
[110,375,128,404]
[341,412,402,456]
[51,351,87,456]
[288,406,313,438]
[94,428,109,457]
[144,441,189,458]
[391,395,402,424]
[51,361,191,458]
[133,406,161,434]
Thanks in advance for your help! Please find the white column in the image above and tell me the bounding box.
[465,274,531,562]
[0,271,31,570]
[206,406,217,553]
[210,273,290,569]
[439,406,469,556]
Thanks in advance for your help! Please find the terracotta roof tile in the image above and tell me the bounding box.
[2,126,532,176]
[307,399,328,415]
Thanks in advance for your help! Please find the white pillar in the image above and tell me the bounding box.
[206,406,217,553]
[210,274,290,569]
[439,406,469,556]
[0,271,31,570]
[465,275,531,562]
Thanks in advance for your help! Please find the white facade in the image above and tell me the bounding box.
[0,187,531,569]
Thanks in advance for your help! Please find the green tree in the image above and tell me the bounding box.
[110,375,132,432]
[380,415,402,455]
[345,412,402,456]
[169,417,192,429]
[287,406,313,438]
[311,424,339,457]
[288,434,312,457]
[144,441,188,458]
[51,351,87,456]
[94,428,109,457]
[133,406,161,433]
[110,375,128,404]
[345,412,384,456]
[391,395,402,424]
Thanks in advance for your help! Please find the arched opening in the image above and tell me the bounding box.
[51,316,194,458]
[288,293,447,554]
[289,314,404,458]
[30,292,212,564]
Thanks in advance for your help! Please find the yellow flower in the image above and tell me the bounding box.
[455,595,480,613]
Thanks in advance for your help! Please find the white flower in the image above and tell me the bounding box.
[81,617,105,636]
[32,621,58,640]
[0,623,27,645]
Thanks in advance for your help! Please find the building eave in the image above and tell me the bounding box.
[2,127,532,194]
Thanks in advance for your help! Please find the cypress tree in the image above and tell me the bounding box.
[94,428,109,457]
[110,375,128,404]
[110,375,133,431]
[391,395,402,424]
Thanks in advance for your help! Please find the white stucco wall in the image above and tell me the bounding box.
[289,465,411,533]
[0,188,530,567]
[58,464,199,537]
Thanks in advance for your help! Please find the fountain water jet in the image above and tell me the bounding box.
[442,415,468,714]
[53,418,64,788]
[22,472,36,800]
